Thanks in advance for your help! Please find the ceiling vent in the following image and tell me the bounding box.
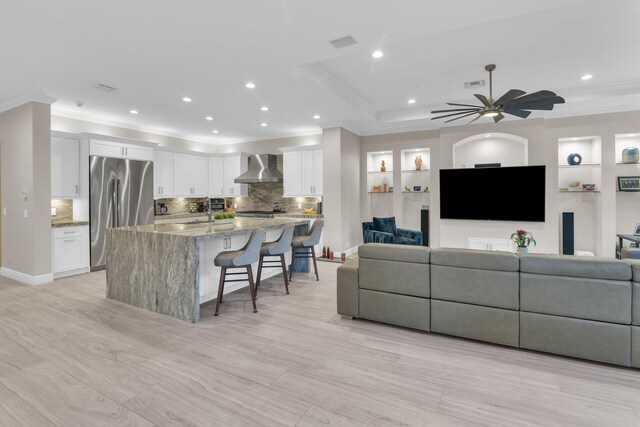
[92,83,117,92]
[329,35,357,49]
[464,80,485,89]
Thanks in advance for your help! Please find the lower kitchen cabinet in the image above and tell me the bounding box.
[52,225,90,278]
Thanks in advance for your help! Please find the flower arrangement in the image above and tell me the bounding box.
[511,229,536,248]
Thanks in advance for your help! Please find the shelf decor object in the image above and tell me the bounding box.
[414,155,423,171]
[371,184,382,193]
[618,176,640,192]
[380,160,387,172]
[510,229,536,254]
[582,183,597,192]
[622,147,640,164]
[567,153,583,166]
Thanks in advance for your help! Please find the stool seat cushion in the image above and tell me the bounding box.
[214,250,245,267]
[292,235,312,247]
[260,241,282,255]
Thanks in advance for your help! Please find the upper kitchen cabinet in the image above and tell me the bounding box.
[51,137,80,198]
[153,151,174,198]
[283,148,323,196]
[173,153,209,197]
[222,154,249,197]
[208,157,225,197]
[89,139,154,161]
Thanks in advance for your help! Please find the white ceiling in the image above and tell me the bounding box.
[1,0,639,144]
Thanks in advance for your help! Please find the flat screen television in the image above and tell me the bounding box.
[440,165,546,222]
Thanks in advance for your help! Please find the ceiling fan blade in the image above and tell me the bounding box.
[493,113,505,123]
[494,89,526,106]
[474,94,491,107]
[445,112,478,123]
[432,110,479,120]
[431,108,479,114]
[467,114,483,125]
[503,108,532,119]
[503,90,559,106]
[446,102,484,108]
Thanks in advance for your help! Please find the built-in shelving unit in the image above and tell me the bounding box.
[366,151,394,217]
[615,133,640,241]
[400,148,430,230]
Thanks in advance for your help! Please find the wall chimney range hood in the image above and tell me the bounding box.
[234,154,283,183]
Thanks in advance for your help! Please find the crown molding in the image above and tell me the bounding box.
[0,92,57,114]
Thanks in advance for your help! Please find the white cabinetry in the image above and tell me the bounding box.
[154,151,174,198]
[467,237,512,252]
[173,154,208,197]
[89,140,153,161]
[208,157,225,197]
[52,226,90,278]
[223,155,248,197]
[283,149,322,196]
[51,137,80,198]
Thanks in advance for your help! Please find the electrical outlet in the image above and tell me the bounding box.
[298,203,302,209]
[51,208,57,216]
[21,189,29,200]
[23,209,28,218]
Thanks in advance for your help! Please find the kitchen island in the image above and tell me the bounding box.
[106,217,310,322]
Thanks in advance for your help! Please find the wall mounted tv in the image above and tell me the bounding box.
[440,165,546,222]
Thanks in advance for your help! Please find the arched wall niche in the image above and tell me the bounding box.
[452,132,528,168]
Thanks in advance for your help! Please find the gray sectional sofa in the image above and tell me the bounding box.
[337,243,640,367]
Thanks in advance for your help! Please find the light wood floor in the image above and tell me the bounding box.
[1,263,640,426]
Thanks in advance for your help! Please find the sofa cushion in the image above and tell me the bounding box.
[520,312,631,367]
[634,282,640,326]
[359,258,429,298]
[627,259,640,282]
[520,273,631,324]
[359,243,430,264]
[372,217,397,236]
[337,258,359,317]
[359,289,430,331]
[520,254,631,281]
[430,248,519,272]
[431,265,519,310]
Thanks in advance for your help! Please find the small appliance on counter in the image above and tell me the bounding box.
[188,203,198,213]
[210,198,225,212]
[155,200,168,215]
[316,202,322,215]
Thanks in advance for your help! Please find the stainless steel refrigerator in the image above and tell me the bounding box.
[89,156,154,270]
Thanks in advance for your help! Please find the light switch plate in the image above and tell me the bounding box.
[23,209,28,218]
[21,189,29,199]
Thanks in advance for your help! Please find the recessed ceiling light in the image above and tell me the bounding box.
[212,130,219,134]
[205,116,213,121]
[485,134,490,138]
[372,50,384,59]
[580,74,593,80]
[129,110,138,114]
[182,97,192,102]
[408,99,416,104]
[260,122,267,127]
[312,114,321,119]
[245,82,256,89]
[261,106,269,111]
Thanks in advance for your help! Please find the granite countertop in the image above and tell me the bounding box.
[115,217,309,238]
[273,213,323,219]
[51,221,90,228]
[154,212,209,220]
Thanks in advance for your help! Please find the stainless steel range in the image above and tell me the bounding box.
[235,210,286,218]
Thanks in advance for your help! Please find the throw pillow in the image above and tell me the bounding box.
[372,217,397,235]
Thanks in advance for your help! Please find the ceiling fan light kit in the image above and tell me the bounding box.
[431,64,565,124]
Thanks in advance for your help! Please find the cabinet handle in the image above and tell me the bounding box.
[161,186,164,194]
[126,147,128,157]
[63,231,75,234]
[75,185,79,194]
[121,147,124,157]
[63,239,76,243]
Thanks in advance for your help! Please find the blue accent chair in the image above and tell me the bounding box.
[362,217,424,246]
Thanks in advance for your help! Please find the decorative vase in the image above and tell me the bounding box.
[567,153,582,166]
[383,183,388,192]
[414,155,423,171]
[380,160,386,172]
[622,147,640,164]
[516,246,529,254]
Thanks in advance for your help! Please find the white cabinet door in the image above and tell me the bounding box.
[283,151,302,196]
[90,140,124,158]
[124,145,154,161]
[52,226,89,276]
[173,154,192,196]
[154,151,174,198]
[223,156,240,196]
[208,157,224,197]
[301,151,315,196]
[51,138,80,198]
[313,150,323,196]
[190,156,208,197]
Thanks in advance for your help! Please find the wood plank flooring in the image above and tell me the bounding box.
[1,263,640,426]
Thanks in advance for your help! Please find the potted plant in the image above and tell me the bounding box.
[214,212,235,227]
[511,229,536,253]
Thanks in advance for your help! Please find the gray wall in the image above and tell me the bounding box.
[0,102,52,277]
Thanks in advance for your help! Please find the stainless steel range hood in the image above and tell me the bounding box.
[234,154,283,183]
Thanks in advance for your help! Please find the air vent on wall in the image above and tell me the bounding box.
[329,35,357,49]
[92,83,117,92]
[464,80,485,89]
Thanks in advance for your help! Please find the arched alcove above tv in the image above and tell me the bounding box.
[453,133,528,168]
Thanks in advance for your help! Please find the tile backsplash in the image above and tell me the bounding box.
[51,199,73,224]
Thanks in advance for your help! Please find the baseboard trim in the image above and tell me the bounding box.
[53,267,90,280]
[0,268,54,285]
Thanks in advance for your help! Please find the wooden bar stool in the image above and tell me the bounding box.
[290,220,324,282]
[256,224,295,294]
[213,228,265,316]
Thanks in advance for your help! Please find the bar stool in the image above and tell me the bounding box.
[290,220,324,282]
[256,224,295,294]
[213,228,266,316]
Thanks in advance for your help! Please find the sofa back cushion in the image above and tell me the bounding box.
[359,243,430,264]
[520,254,631,281]
[372,217,397,235]
[430,248,519,272]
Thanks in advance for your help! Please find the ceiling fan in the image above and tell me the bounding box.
[431,64,565,124]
